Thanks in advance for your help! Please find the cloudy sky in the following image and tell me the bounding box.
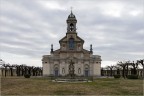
[0,0,144,67]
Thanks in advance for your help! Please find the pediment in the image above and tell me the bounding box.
[59,35,84,43]
[59,36,67,42]
[77,36,84,42]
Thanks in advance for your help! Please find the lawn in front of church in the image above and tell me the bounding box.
[1,77,143,95]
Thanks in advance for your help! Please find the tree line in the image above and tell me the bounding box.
[0,62,42,77]
[101,59,144,79]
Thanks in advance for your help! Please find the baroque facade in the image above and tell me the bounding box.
[42,11,102,77]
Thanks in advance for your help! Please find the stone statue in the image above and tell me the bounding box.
[69,60,75,78]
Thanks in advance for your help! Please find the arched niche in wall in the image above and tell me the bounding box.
[78,68,81,74]
[62,68,65,74]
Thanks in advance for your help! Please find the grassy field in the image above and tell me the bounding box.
[1,76,143,95]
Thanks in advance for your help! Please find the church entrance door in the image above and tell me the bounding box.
[54,68,58,76]
[85,70,89,76]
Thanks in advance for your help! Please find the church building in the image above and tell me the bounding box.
[42,11,102,77]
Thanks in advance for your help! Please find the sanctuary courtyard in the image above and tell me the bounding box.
[42,11,102,77]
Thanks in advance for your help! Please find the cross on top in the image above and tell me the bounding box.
[71,7,73,11]
[71,7,73,13]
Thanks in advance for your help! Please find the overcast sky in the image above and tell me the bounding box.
[0,0,144,67]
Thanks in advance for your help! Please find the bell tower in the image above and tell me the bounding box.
[59,10,84,51]
[66,10,77,33]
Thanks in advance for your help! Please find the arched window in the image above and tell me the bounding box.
[70,23,74,31]
[78,68,81,74]
[62,68,65,74]
[69,38,74,49]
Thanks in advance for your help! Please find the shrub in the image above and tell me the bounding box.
[24,74,31,78]
[114,75,121,78]
[127,75,138,79]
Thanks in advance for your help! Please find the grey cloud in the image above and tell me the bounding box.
[0,0,144,64]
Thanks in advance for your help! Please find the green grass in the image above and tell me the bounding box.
[1,77,143,95]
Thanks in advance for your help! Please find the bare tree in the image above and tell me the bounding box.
[129,61,138,75]
[137,59,144,79]
[15,65,21,76]
[2,64,9,77]
[113,65,120,75]
[117,61,127,78]
[8,64,15,76]
[125,61,131,77]
[108,65,115,76]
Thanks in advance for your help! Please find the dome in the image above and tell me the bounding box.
[68,11,76,18]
